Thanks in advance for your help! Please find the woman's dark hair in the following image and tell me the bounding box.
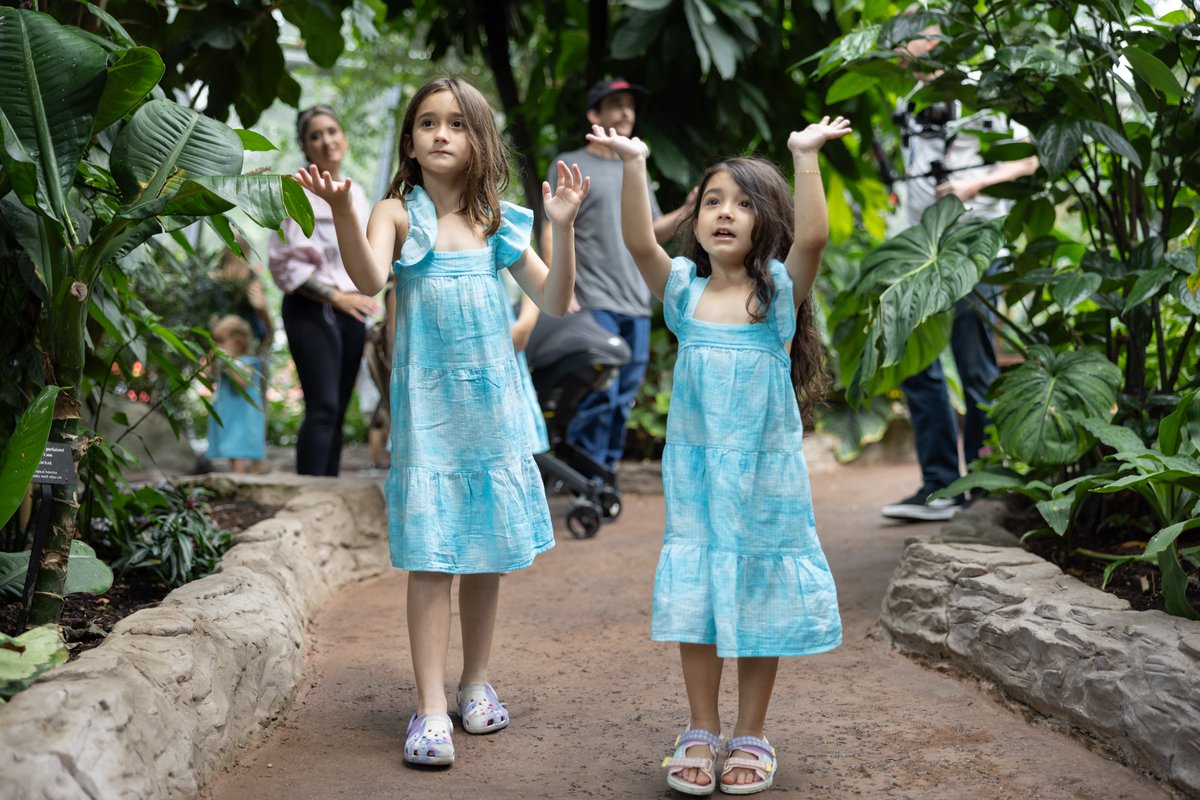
[383,77,512,237]
[296,105,342,149]
[677,156,830,424]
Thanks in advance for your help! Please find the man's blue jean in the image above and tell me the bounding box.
[900,289,1000,494]
[566,310,651,470]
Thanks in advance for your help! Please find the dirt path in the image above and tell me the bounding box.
[204,462,1170,799]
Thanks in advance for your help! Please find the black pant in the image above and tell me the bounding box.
[282,293,366,476]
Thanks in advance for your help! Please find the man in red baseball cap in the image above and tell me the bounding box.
[540,77,694,478]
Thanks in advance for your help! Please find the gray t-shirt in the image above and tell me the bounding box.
[546,148,663,317]
[903,107,1028,227]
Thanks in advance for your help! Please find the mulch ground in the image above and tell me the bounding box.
[0,498,278,656]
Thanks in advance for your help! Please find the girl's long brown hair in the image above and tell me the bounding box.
[383,77,512,237]
[677,157,830,425]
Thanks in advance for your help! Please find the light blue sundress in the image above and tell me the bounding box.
[387,186,554,573]
[652,257,842,658]
[207,355,265,460]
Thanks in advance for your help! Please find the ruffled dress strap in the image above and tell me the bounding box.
[492,201,534,268]
[663,257,698,336]
[768,259,797,346]
[397,185,437,269]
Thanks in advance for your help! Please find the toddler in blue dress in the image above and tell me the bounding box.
[588,116,852,795]
[295,77,590,768]
[207,315,266,474]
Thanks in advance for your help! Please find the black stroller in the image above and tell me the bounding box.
[524,311,631,539]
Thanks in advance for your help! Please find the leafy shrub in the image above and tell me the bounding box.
[101,485,232,589]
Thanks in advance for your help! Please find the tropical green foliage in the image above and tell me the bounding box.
[820,0,1199,615]
[104,485,232,589]
[0,625,67,703]
[0,540,114,601]
[0,5,311,626]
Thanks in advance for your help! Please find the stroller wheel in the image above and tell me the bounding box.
[598,490,622,522]
[566,505,601,539]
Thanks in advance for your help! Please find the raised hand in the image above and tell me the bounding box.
[787,116,853,156]
[585,124,650,161]
[293,164,354,208]
[542,160,591,229]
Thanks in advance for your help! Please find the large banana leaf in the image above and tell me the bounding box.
[0,385,62,528]
[0,8,107,235]
[990,345,1122,466]
[110,99,243,216]
[162,174,314,234]
[93,46,164,135]
[857,196,1006,368]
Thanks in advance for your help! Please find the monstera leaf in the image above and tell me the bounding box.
[858,197,1005,367]
[840,196,1004,403]
[0,8,107,233]
[990,345,1123,466]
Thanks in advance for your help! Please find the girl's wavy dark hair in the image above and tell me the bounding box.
[383,77,512,237]
[677,156,830,425]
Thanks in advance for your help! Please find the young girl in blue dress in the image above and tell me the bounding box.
[295,77,590,768]
[207,315,266,473]
[588,116,851,795]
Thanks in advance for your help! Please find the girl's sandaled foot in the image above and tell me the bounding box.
[719,735,775,795]
[404,712,455,766]
[456,682,509,734]
[663,728,722,796]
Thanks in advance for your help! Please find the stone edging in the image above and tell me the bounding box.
[0,474,388,800]
[881,499,1200,797]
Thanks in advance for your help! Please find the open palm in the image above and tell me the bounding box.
[787,116,853,155]
[585,125,650,161]
[543,160,591,228]
[293,164,354,208]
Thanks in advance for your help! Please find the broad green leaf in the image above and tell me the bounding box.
[1079,418,1147,454]
[1036,493,1075,536]
[159,174,296,232]
[858,197,1004,367]
[0,8,107,233]
[110,99,243,212]
[1144,518,1200,558]
[79,1,136,47]
[826,71,876,104]
[1158,548,1200,619]
[1171,275,1200,314]
[991,346,1122,466]
[0,625,67,701]
[931,470,1030,500]
[1157,389,1198,456]
[235,129,279,152]
[0,539,114,600]
[1052,273,1101,310]
[1036,118,1083,178]
[0,386,62,528]
[1123,47,1186,100]
[92,46,164,135]
[1123,265,1174,312]
[1081,120,1143,169]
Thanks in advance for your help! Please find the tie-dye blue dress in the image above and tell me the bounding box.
[651,257,842,658]
[387,186,554,573]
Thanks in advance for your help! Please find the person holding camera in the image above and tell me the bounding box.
[881,22,1039,522]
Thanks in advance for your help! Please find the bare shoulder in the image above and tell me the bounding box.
[371,197,409,229]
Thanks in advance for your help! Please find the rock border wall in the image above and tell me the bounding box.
[0,475,388,800]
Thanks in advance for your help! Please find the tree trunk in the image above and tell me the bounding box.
[26,280,88,628]
[479,0,543,232]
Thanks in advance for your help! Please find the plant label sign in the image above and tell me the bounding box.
[33,444,75,486]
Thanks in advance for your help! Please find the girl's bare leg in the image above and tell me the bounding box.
[458,573,500,686]
[407,571,454,715]
[677,643,724,787]
[229,458,246,474]
[724,656,779,787]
